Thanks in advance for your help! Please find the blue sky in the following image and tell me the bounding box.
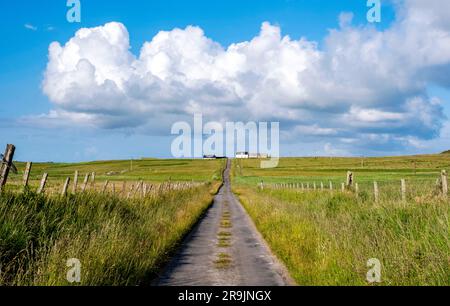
[0,0,449,162]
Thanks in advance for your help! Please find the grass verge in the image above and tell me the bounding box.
[234,186,449,286]
[0,181,221,285]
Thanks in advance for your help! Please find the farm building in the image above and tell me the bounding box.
[235,152,249,159]
[236,152,269,159]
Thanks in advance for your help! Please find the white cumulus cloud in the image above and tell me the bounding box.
[36,0,450,153]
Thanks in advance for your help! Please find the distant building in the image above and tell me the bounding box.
[203,155,217,159]
[236,152,269,159]
[203,155,227,159]
[236,152,249,159]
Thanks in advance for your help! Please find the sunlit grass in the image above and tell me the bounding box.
[0,158,225,286]
[232,156,450,286]
[0,182,222,285]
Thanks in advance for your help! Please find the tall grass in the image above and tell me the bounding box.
[0,182,221,285]
[234,186,449,286]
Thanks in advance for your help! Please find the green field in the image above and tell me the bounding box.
[5,159,225,194]
[232,154,450,286]
[1,155,449,286]
[234,154,450,183]
[0,159,224,285]
[234,154,450,202]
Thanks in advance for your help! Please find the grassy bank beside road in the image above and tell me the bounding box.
[234,186,449,285]
[0,158,225,285]
[0,182,222,285]
[232,156,449,286]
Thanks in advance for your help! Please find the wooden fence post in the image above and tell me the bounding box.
[23,162,32,187]
[401,179,406,202]
[112,183,116,194]
[122,181,127,195]
[355,183,359,197]
[73,171,79,193]
[0,144,16,192]
[91,172,96,190]
[321,182,324,191]
[61,177,70,196]
[313,182,316,190]
[341,183,345,192]
[346,171,353,187]
[329,181,333,191]
[143,184,148,197]
[374,181,379,203]
[140,181,144,198]
[127,184,135,199]
[37,173,48,194]
[102,180,109,193]
[441,170,448,196]
[81,173,90,192]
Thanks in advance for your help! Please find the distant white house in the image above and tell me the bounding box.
[236,152,269,159]
[236,152,249,159]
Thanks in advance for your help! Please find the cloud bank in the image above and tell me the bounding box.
[38,0,450,153]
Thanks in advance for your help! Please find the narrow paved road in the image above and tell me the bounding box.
[155,159,293,286]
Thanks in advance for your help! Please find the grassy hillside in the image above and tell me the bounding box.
[5,159,224,193]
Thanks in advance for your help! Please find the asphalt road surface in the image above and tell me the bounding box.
[155,159,293,286]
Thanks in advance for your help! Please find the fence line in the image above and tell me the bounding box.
[257,170,449,203]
